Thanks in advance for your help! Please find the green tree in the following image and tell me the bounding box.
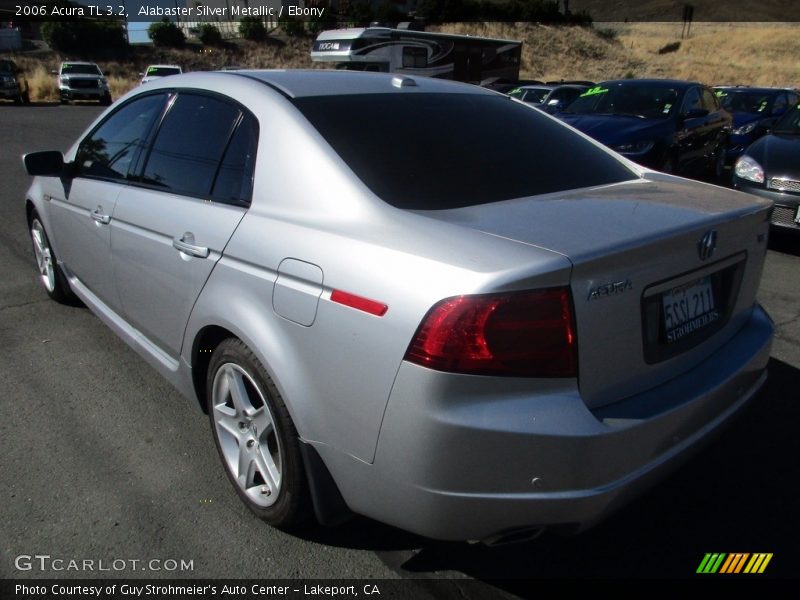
[198,23,223,46]
[148,18,185,48]
[239,16,267,41]
[41,20,126,53]
[279,16,306,37]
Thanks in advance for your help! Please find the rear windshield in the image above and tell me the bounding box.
[293,93,637,210]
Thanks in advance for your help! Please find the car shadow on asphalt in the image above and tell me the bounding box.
[299,358,800,584]
[769,230,799,256]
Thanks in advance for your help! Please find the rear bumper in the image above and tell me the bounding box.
[333,305,772,541]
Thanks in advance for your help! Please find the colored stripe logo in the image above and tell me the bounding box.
[697,553,773,574]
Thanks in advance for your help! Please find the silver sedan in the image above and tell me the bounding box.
[23,70,773,543]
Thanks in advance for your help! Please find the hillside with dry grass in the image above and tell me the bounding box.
[441,22,800,86]
[9,21,800,102]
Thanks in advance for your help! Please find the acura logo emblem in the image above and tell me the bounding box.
[698,230,717,261]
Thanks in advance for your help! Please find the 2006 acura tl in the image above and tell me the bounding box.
[23,71,773,543]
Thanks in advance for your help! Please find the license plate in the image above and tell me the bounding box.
[662,276,719,343]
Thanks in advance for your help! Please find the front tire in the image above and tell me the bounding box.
[207,338,310,527]
[29,212,77,304]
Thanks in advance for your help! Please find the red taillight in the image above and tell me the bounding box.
[404,288,577,377]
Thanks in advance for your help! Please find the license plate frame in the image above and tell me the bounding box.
[661,276,720,344]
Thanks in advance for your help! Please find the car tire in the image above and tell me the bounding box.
[100,94,112,106]
[29,212,78,304]
[207,338,311,528]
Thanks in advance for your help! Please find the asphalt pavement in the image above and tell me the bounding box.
[1,104,798,590]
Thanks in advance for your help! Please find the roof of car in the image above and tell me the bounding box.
[714,86,793,93]
[221,69,498,98]
[599,79,700,88]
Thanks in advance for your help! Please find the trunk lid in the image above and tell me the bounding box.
[420,176,771,408]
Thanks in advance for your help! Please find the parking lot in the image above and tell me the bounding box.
[1,104,798,588]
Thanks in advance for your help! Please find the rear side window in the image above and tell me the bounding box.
[294,93,637,210]
[76,94,165,181]
[141,94,241,197]
[210,113,259,207]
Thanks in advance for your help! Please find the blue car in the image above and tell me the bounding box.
[559,79,731,180]
[733,104,800,236]
[714,86,798,164]
[507,84,589,114]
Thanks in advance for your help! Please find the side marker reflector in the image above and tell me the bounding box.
[331,289,388,317]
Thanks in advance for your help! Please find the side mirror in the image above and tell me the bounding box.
[682,108,709,120]
[23,151,66,176]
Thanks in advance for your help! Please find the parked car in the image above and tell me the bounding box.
[733,104,800,235]
[0,58,29,104]
[559,79,731,179]
[140,64,182,85]
[22,71,773,543]
[484,78,544,94]
[507,84,589,114]
[55,61,111,105]
[714,86,798,165]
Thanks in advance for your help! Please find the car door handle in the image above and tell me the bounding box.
[172,234,209,258]
[90,208,111,225]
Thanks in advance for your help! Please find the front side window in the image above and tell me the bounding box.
[701,88,719,112]
[75,94,166,181]
[681,87,702,114]
[772,94,788,115]
[141,93,241,197]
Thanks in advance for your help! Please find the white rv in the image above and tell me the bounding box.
[311,27,522,85]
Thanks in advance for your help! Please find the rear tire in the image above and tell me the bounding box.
[207,338,311,528]
[29,212,78,305]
